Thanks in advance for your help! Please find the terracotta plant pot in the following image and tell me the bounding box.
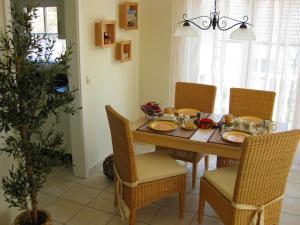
[14,210,52,225]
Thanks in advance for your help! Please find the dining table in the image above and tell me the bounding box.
[131,114,288,160]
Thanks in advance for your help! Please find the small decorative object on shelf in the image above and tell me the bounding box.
[141,102,162,117]
[103,154,114,180]
[103,32,111,44]
[119,2,138,30]
[115,40,132,62]
[95,20,116,48]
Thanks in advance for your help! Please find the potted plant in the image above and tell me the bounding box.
[0,1,78,224]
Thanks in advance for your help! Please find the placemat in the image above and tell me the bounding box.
[207,129,243,147]
[137,121,198,139]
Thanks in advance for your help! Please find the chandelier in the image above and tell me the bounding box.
[175,0,256,40]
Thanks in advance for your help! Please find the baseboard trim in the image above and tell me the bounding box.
[88,158,105,176]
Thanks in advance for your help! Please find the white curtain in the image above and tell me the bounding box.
[170,0,300,169]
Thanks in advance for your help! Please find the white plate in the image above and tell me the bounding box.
[222,131,250,144]
[148,121,177,132]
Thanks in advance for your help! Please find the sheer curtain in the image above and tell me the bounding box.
[170,0,300,169]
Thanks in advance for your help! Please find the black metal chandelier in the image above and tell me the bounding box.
[175,0,256,40]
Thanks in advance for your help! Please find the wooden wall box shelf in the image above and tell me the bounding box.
[95,20,116,48]
[115,40,132,62]
[119,2,138,30]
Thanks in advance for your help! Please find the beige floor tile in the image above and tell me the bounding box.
[37,192,57,208]
[150,206,195,225]
[45,198,83,223]
[65,207,113,225]
[42,177,76,196]
[52,166,71,177]
[61,183,101,205]
[50,165,69,177]
[186,177,200,194]
[88,191,118,214]
[80,173,112,189]
[286,183,300,198]
[191,215,223,225]
[54,167,83,183]
[153,197,169,205]
[136,203,162,223]
[107,215,148,225]
[52,221,64,225]
[203,203,218,218]
[288,170,300,184]
[280,213,300,225]
[104,182,115,193]
[282,197,300,216]
[165,192,199,212]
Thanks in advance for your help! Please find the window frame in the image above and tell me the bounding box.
[20,0,65,38]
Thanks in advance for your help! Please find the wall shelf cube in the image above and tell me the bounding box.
[119,2,138,30]
[95,20,116,48]
[115,40,132,62]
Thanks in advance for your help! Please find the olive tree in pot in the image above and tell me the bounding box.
[0,1,78,225]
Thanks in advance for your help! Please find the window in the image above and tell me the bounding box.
[174,0,300,128]
[22,0,66,62]
[199,0,300,126]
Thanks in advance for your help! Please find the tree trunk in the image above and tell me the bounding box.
[16,52,38,225]
[25,203,32,225]
[20,126,38,225]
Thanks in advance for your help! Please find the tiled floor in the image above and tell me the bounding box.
[40,147,300,225]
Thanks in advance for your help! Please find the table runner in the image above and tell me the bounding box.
[136,120,198,139]
[207,129,243,147]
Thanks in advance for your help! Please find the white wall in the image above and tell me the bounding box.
[77,0,140,170]
[64,0,87,177]
[139,0,173,105]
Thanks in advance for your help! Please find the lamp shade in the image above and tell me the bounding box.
[175,22,199,37]
[229,27,256,41]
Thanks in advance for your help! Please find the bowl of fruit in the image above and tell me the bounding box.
[141,102,162,117]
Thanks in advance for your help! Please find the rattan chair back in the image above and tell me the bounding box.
[105,105,138,183]
[234,130,300,205]
[229,88,276,120]
[175,82,217,113]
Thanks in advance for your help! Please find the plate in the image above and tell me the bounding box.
[222,131,250,144]
[176,108,199,117]
[239,116,263,125]
[148,121,177,132]
[181,124,198,130]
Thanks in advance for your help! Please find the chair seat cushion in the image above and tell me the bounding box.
[204,166,238,201]
[136,152,186,183]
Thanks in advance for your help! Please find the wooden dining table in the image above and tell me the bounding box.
[131,114,288,160]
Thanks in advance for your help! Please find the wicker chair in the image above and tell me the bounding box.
[105,105,186,225]
[156,82,217,188]
[217,88,276,168]
[198,130,300,225]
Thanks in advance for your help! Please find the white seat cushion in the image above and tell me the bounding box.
[204,166,238,201]
[136,152,186,183]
